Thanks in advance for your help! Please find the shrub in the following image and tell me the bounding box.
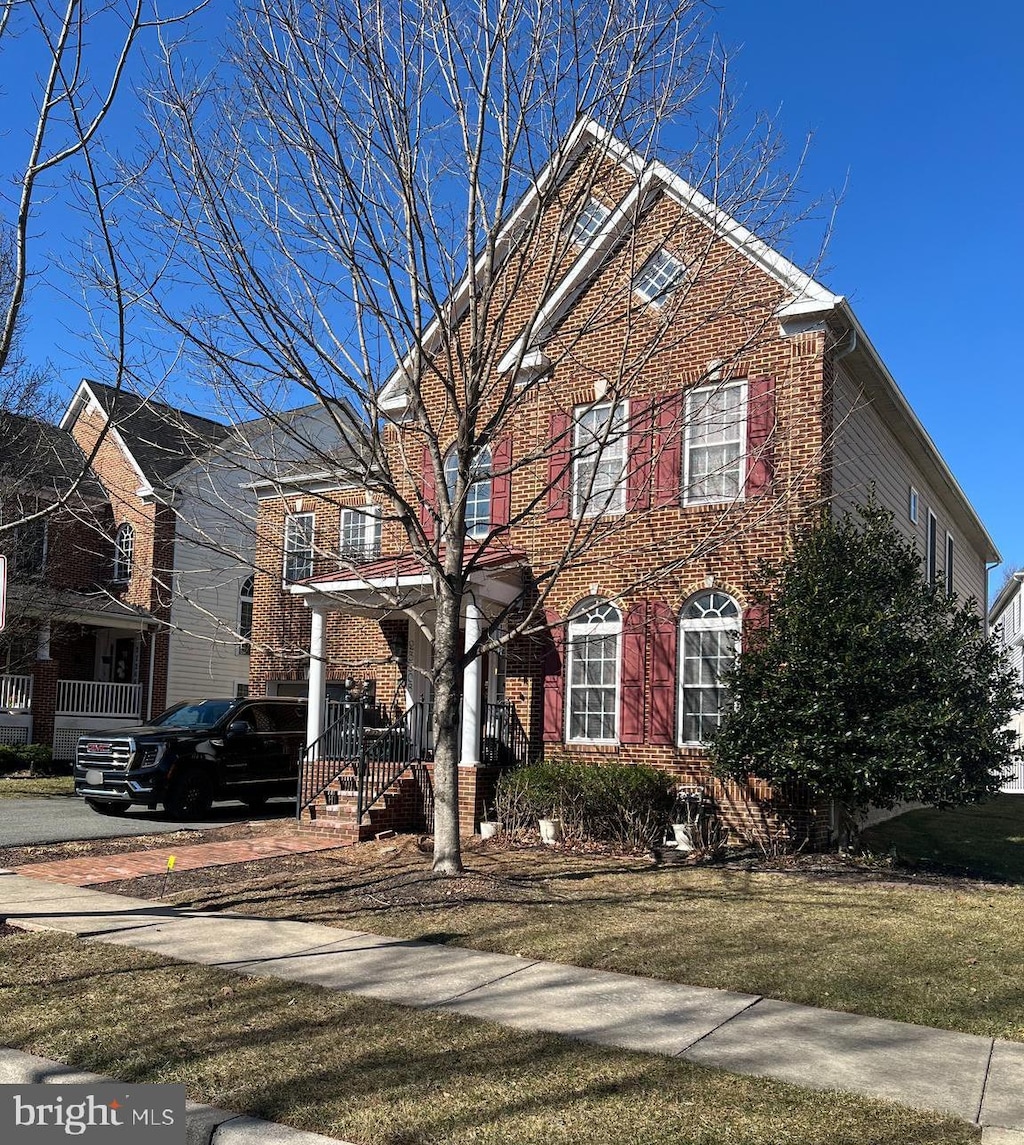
[0,742,53,775]
[494,757,676,849]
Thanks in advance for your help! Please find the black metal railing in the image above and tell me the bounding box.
[299,697,528,821]
[482,700,530,768]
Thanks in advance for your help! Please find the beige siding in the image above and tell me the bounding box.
[831,366,986,605]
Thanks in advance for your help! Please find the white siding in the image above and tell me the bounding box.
[831,367,986,605]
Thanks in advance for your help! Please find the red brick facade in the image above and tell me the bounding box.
[248,131,987,850]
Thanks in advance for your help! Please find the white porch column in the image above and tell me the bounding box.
[305,603,327,757]
[460,599,484,765]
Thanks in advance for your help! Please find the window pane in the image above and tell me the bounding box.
[684,383,745,505]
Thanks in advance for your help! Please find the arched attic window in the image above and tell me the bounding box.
[679,590,740,745]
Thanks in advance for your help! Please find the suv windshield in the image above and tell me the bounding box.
[151,700,235,729]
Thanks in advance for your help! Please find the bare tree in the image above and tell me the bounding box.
[130,0,826,872]
[0,0,201,540]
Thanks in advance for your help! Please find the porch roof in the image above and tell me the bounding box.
[290,545,529,617]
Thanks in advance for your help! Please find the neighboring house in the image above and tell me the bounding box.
[1,381,340,758]
[247,121,997,844]
[989,573,1024,791]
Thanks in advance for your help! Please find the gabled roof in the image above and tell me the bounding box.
[380,118,840,408]
[61,380,231,488]
[0,412,103,500]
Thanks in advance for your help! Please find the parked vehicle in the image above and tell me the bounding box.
[73,697,307,818]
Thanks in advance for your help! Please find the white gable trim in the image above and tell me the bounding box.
[59,380,152,491]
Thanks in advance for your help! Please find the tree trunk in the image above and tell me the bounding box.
[431,585,464,874]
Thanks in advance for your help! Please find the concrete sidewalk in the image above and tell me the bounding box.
[2,869,1022,1139]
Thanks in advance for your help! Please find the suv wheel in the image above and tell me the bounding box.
[164,769,214,820]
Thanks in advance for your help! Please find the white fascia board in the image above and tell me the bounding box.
[497,174,655,373]
[379,120,612,411]
[647,157,839,309]
[248,473,361,497]
[836,300,1000,565]
[988,572,1023,623]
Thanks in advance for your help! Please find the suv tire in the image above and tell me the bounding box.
[164,769,214,820]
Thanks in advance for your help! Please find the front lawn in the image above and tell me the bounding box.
[862,795,1024,883]
[0,928,976,1145]
[94,837,1024,1041]
[0,775,74,798]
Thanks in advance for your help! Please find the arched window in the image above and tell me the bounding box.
[113,522,134,582]
[238,574,254,655]
[566,598,621,742]
[679,590,740,744]
[444,444,492,539]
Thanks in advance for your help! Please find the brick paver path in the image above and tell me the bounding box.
[12,834,346,885]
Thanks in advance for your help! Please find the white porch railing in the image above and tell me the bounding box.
[1001,762,1024,795]
[0,674,33,712]
[56,680,142,718]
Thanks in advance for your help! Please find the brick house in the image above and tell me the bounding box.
[1,382,338,757]
[247,121,997,844]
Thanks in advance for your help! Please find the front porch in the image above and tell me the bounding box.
[289,550,532,839]
[0,593,156,759]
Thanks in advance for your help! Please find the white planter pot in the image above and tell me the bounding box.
[671,823,697,852]
[479,821,501,839]
[538,817,563,845]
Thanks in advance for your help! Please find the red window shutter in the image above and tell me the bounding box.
[490,436,512,527]
[547,411,571,519]
[542,609,565,742]
[626,397,653,512]
[653,392,683,507]
[745,376,776,497]
[419,444,437,540]
[620,600,648,743]
[743,602,769,648]
[647,599,677,745]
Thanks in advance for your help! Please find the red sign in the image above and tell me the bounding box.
[0,554,6,632]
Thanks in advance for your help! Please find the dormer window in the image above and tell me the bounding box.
[113,522,134,582]
[570,198,611,246]
[633,249,687,305]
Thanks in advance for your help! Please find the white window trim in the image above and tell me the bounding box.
[238,574,254,654]
[678,593,741,746]
[283,512,316,582]
[682,380,748,507]
[926,510,938,584]
[565,600,622,744]
[572,401,629,519]
[570,197,611,246]
[633,248,687,306]
[444,445,493,539]
[944,532,954,598]
[909,486,919,524]
[112,522,134,583]
[340,504,383,560]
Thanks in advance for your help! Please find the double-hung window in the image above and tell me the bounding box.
[683,381,747,505]
[566,598,621,742]
[945,532,955,598]
[926,510,938,584]
[238,574,254,654]
[572,402,628,517]
[112,522,134,582]
[340,505,382,561]
[283,513,315,582]
[444,446,492,539]
[679,591,741,744]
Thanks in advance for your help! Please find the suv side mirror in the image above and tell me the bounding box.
[226,720,251,739]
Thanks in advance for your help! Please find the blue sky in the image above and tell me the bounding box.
[4,1,1023,586]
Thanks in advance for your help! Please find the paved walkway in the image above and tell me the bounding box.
[1,868,1022,1141]
[11,833,345,885]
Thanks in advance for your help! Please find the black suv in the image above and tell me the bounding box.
[74,697,307,819]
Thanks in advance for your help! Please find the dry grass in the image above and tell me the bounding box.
[0,927,977,1145]
[0,775,74,798]
[95,836,1024,1042]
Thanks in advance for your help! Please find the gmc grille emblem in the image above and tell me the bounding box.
[85,743,110,753]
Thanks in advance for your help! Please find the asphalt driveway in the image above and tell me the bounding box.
[0,795,295,847]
